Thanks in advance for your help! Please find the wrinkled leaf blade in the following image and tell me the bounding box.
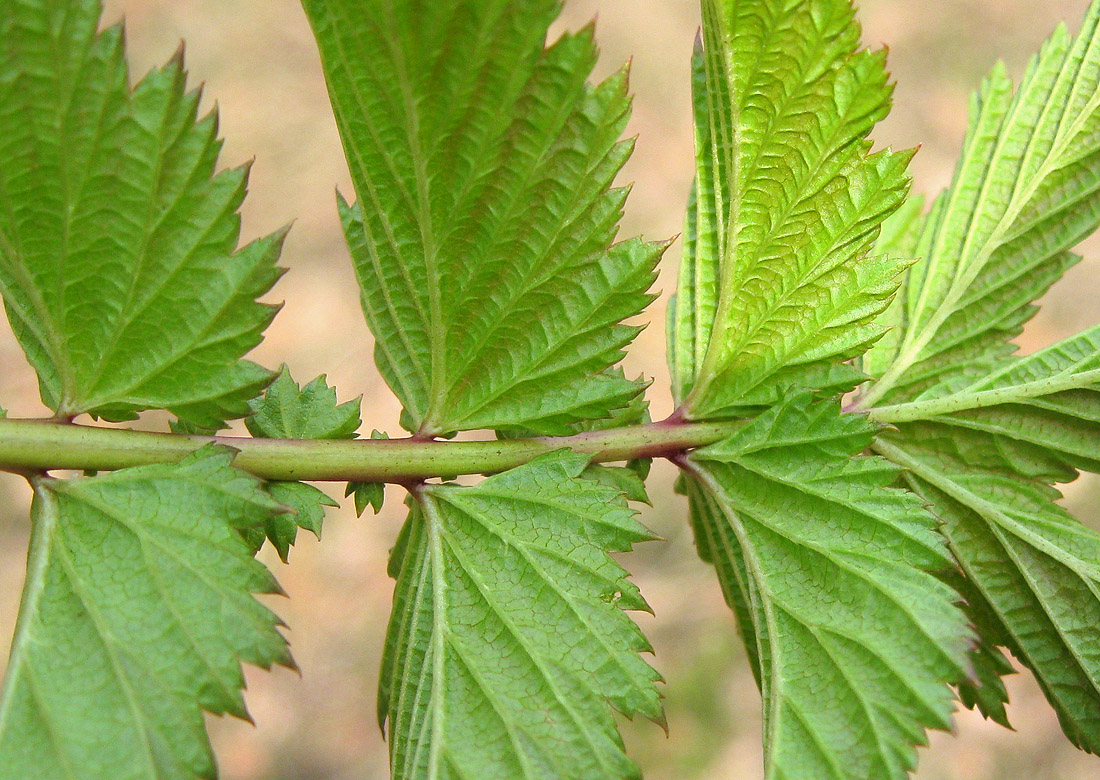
[379,452,662,780]
[0,447,290,780]
[0,0,283,426]
[304,0,660,436]
[687,396,970,780]
[673,0,911,418]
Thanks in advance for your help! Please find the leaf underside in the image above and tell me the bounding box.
[0,447,291,780]
[864,4,1100,405]
[685,396,969,780]
[0,0,284,427]
[303,0,662,437]
[379,452,662,780]
[856,2,1100,752]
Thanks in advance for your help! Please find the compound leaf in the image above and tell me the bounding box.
[0,446,291,780]
[863,5,1100,406]
[302,0,661,436]
[379,451,662,780]
[686,396,970,780]
[669,0,911,419]
[0,0,284,427]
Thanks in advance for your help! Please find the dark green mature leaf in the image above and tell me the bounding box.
[668,0,911,418]
[0,447,290,780]
[246,368,361,558]
[302,0,662,436]
[861,3,1100,407]
[877,430,1100,753]
[346,479,385,517]
[685,396,970,780]
[379,452,662,780]
[0,0,284,427]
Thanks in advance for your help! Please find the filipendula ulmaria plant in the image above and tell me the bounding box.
[3,0,1100,779]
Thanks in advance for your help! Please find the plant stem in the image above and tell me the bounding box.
[0,417,743,483]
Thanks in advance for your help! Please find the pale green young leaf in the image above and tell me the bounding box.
[245,367,360,557]
[670,0,912,419]
[863,5,1100,406]
[0,0,284,427]
[877,430,1100,753]
[686,396,970,780]
[302,0,661,437]
[0,447,291,780]
[379,452,662,780]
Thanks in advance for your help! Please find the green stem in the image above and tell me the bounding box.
[0,417,743,483]
[867,367,1100,424]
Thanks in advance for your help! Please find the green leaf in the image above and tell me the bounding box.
[862,5,1100,407]
[0,1,284,427]
[669,0,912,419]
[379,451,662,780]
[0,446,291,780]
[249,480,336,562]
[243,367,358,557]
[346,429,389,517]
[854,5,1100,749]
[871,326,1100,461]
[877,430,1100,753]
[953,592,1015,728]
[346,480,385,517]
[583,463,651,505]
[246,366,361,440]
[861,194,926,379]
[685,396,970,780]
[169,418,223,436]
[302,0,662,436]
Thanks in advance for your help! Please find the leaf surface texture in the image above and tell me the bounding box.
[685,396,970,780]
[245,368,360,559]
[863,4,1100,406]
[0,0,283,426]
[379,452,662,780]
[302,0,661,436]
[668,0,911,418]
[0,448,290,780]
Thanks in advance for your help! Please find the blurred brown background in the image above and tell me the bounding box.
[2,1,1100,778]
